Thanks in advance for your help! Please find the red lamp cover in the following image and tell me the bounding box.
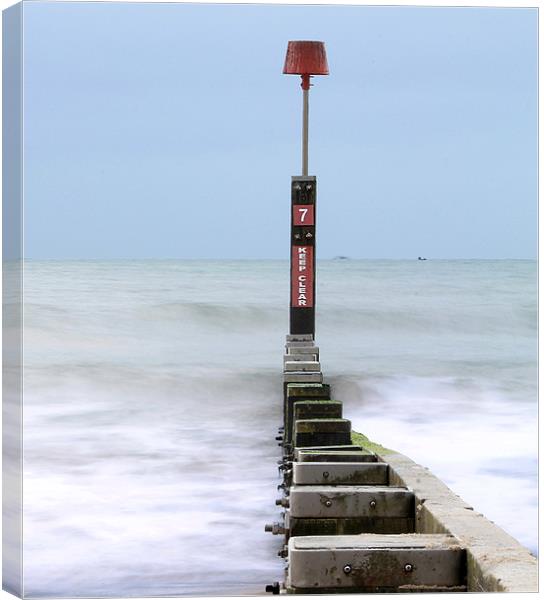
[283,41,329,76]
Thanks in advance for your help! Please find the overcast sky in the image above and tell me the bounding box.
[22,2,537,259]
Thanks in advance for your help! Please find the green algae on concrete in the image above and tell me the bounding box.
[351,430,392,455]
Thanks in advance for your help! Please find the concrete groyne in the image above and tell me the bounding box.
[266,334,538,593]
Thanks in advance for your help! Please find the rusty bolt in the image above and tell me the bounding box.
[322,471,330,479]
[343,565,352,575]
[369,500,377,509]
[264,522,285,535]
[325,499,332,507]
[404,563,413,573]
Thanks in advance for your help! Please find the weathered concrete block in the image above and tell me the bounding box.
[285,341,315,348]
[289,485,414,519]
[293,401,342,421]
[284,361,321,372]
[297,449,378,463]
[287,534,466,592]
[283,354,317,363]
[287,346,320,355]
[288,516,415,537]
[294,433,352,448]
[284,401,342,444]
[284,385,332,443]
[286,333,314,342]
[295,419,351,434]
[283,372,323,384]
[293,461,388,485]
[294,418,352,447]
[286,384,330,399]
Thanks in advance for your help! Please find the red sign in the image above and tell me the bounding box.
[293,205,314,226]
[291,245,314,308]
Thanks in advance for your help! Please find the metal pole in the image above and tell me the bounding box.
[302,88,309,176]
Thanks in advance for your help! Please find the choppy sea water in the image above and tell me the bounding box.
[21,259,537,597]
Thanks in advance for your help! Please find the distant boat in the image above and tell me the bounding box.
[333,256,349,260]
[418,256,427,261]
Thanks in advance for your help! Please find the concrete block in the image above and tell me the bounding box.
[284,385,331,439]
[293,461,388,485]
[284,361,321,372]
[294,433,352,448]
[283,372,323,384]
[295,419,351,434]
[287,346,320,355]
[287,516,415,537]
[294,418,352,447]
[286,334,314,342]
[283,354,317,363]
[289,485,414,519]
[287,534,466,592]
[293,400,342,421]
[286,384,330,399]
[284,401,342,445]
[297,449,378,463]
[285,341,315,348]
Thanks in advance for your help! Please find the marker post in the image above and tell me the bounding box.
[283,41,329,337]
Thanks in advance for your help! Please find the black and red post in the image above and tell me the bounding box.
[283,41,329,337]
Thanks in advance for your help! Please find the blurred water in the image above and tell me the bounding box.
[21,259,537,596]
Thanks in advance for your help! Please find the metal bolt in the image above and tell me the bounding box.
[322,471,330,479]
[265,582,280,595]
[404,563,413,573]
[325,499,332,507]
[264,522,285,535]
[343,565,352,575]
[369,500,377,509]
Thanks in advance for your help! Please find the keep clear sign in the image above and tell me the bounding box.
[291,245,314,308]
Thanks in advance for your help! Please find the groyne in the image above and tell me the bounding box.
[266,334,537,593]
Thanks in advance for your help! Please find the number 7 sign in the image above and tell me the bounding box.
[293,204,315,226]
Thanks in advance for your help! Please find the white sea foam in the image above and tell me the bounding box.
[21,259,537,596]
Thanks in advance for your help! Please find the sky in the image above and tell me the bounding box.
[21,2,537,259]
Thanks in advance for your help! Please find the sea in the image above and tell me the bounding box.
[21,259,537,597]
